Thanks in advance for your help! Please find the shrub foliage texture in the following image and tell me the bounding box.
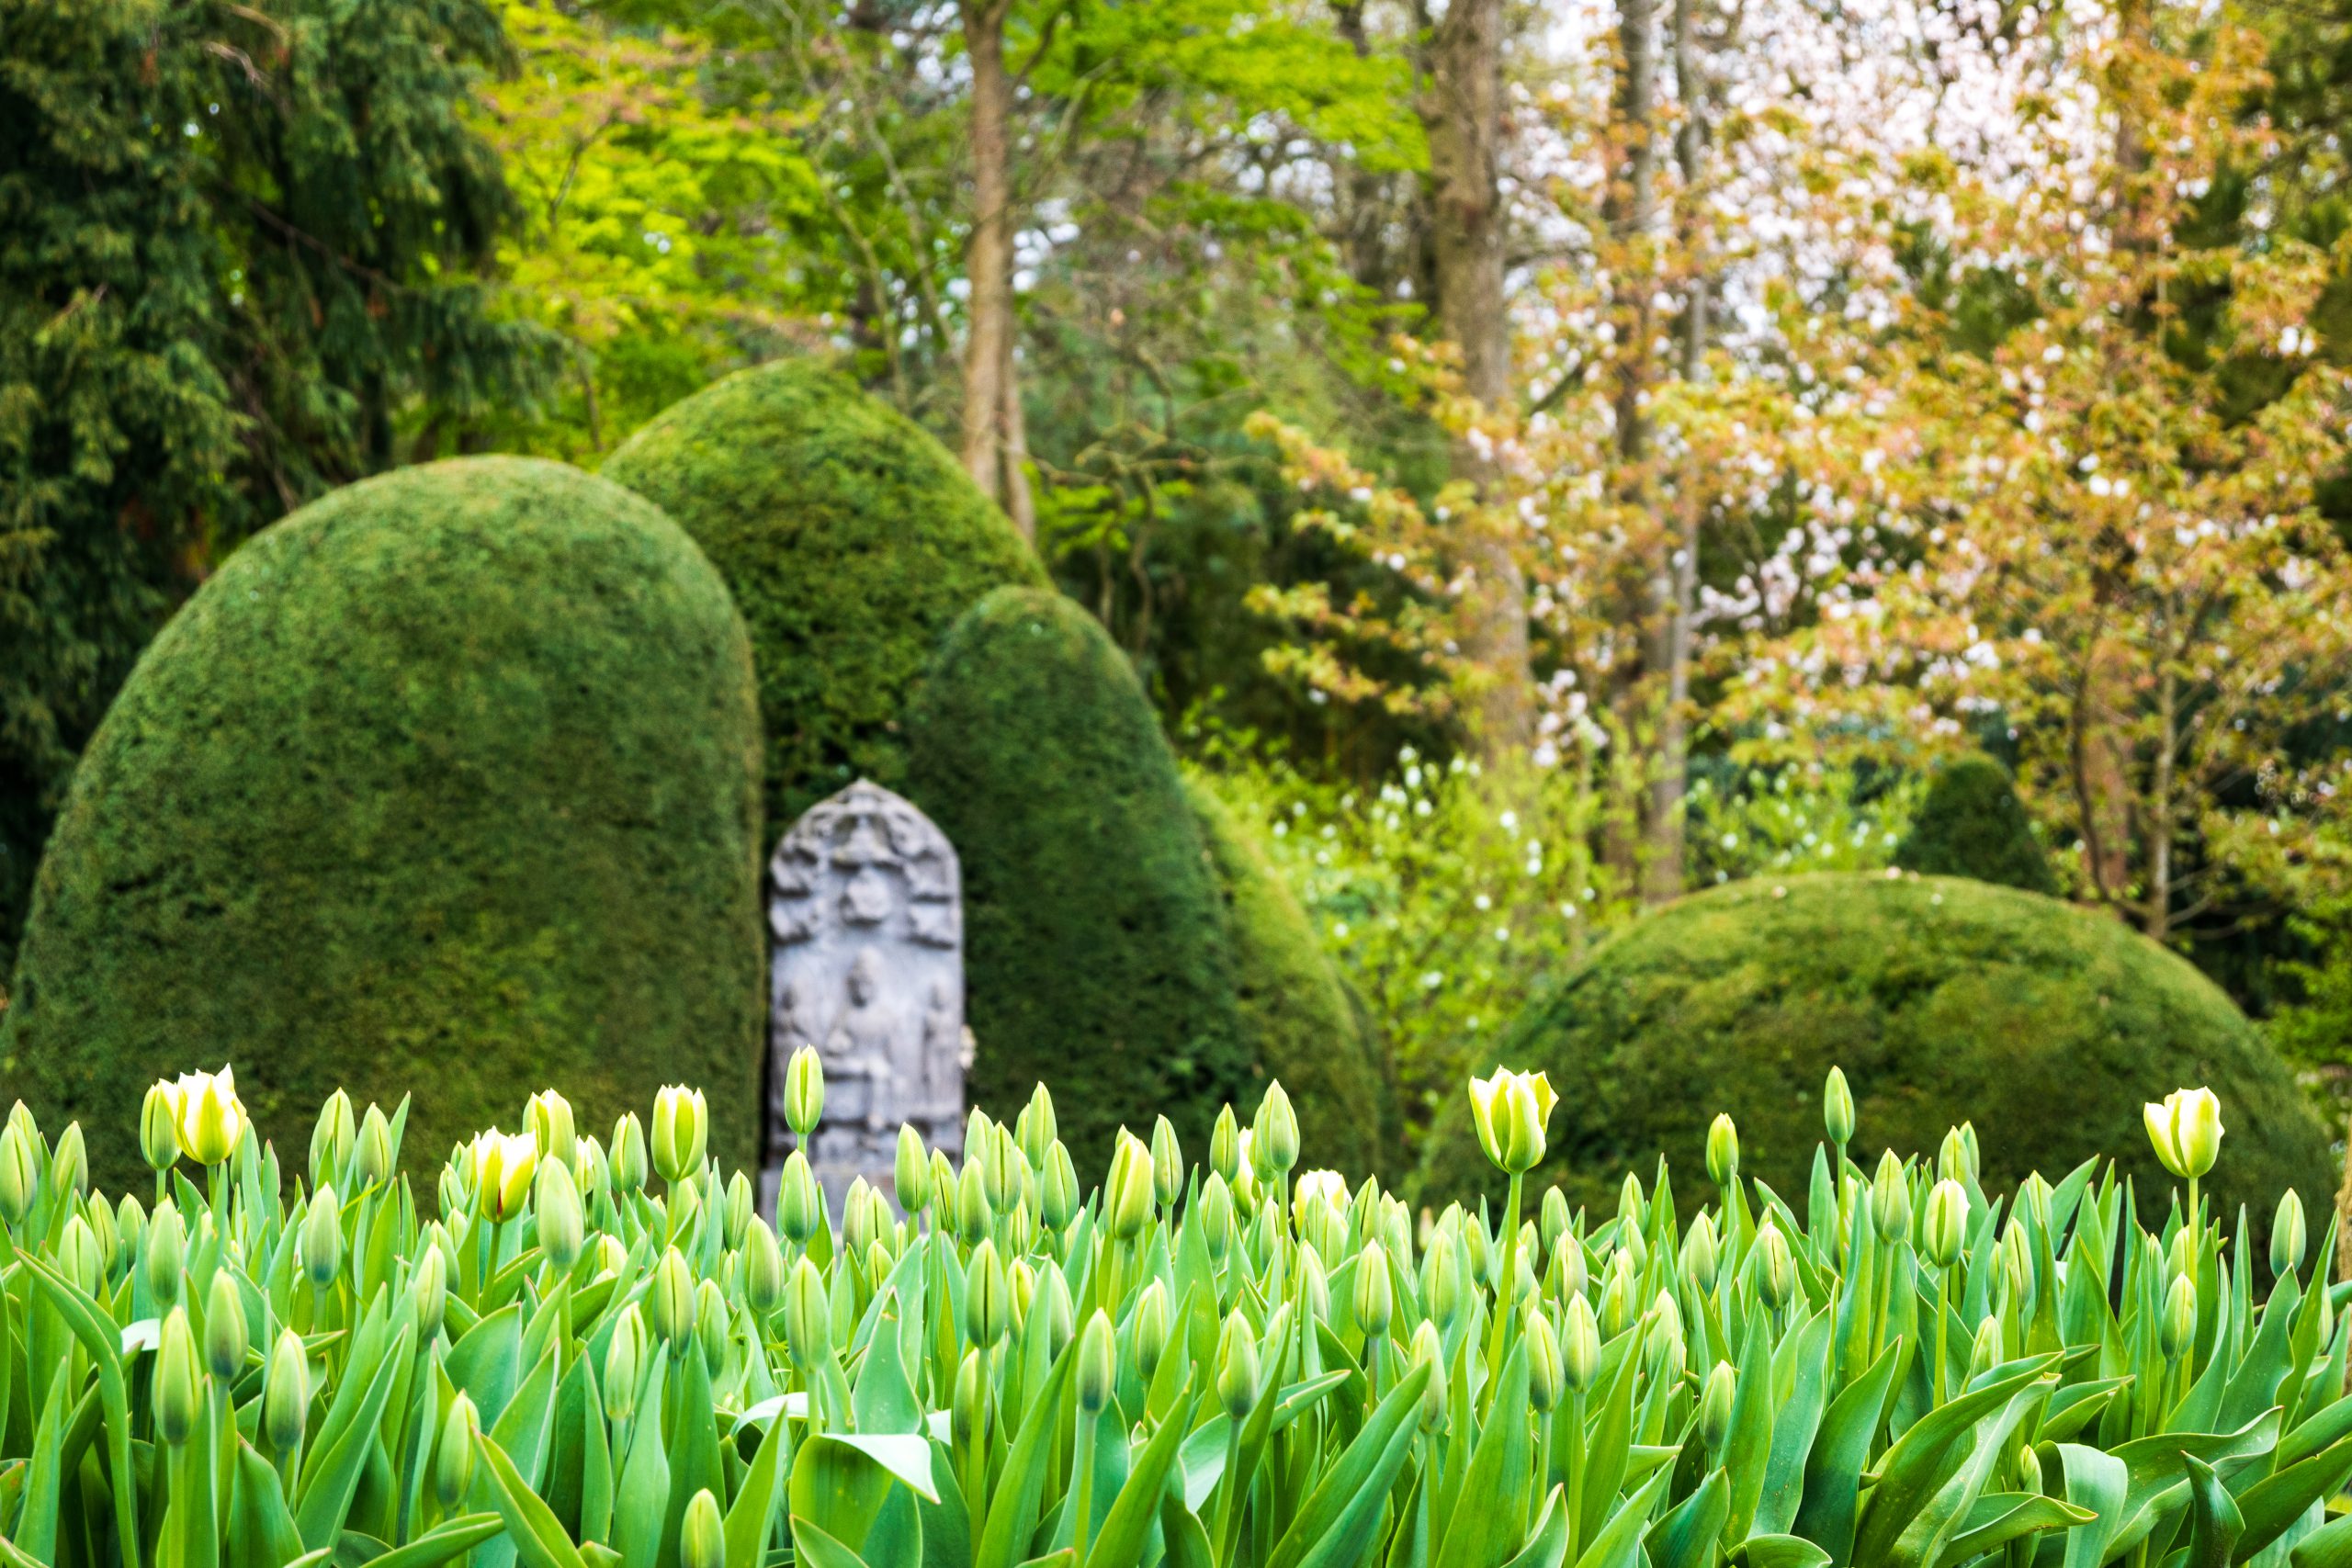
[1894,756,2059,895]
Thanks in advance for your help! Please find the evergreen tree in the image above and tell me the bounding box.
[1894,754,2059,896]
[0,0,546,965]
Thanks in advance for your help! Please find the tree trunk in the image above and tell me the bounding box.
[959,0,1032,537]
[1421,0,1533,760]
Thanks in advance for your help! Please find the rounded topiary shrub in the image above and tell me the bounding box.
[904,587,1250,1176]
[0,457,765,1192]
[604,358,1048,846]
[1184,776,1393,1177]
[1415,874,2332,1225]
[1894,753,2057,894]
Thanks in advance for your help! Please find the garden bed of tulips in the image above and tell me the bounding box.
[0,1058,2347,1568]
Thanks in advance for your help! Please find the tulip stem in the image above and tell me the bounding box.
[1485,1173,1525,1380]
[1933,1269,1951,1405]
[1073,1406,1099,1559]
[1566,1389,1586,1562]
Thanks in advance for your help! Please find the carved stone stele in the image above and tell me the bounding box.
[763,779,968,1213]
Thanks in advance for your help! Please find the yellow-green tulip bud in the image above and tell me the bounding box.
[1682,1212,1719,1288]
[1210,1104,1240,1186]
[2143,1087,2222,1182]
[1036,1263,1075,1361]
[1231,1133,1261,1211]
[1645,1291,1684,1375]
[681,1487,723,1568]
[142,1081,184,1172]
[117,1193,147,1266]
[2162,1272,2199,1360]
[956,1157,991,1247]
[1526,1307,1564,1414]
[1151,1116,1182,1206]
[476,1132,537,1224]
[1936,1123,1975,1185]
[1299,1244,1331,1323]
[695,1279,728,1374]
[1354,1240,1394,1337]
[0,1122,36,1227]
[1706,1113,1738,1187]
[1563,1293,1600,1393]
[1871,1151,1911,1245]
[86,1198,119,1278]
[352,1103,394,1190]
[651,1085,709,1185]
[1216,1310,1260,1421]
[605,1305,648,1421]
[986,1123,1021,1215]
[785,1256,830,1367]
[1541,1187,1571,1255]
[844,1178,879,1260]
[205,1269,248,1380]
[1700,1361,1736,1451]
[775,1150,820,1246]
[1198,1172,1237,1263]
[1824,1066,1856,1146]
[1077,1309,1116,1415]
[745,1216,785,1316]
[953,1348,989,1447]
[896,1125,933,1214]
[1041,1141,1079,1231]
[1254,1081,1300,1175]
[1969,1315,2002,1383]
[2273,1190,2308,1280]
[56,1213,100,1293]
[1107,1134,1152,1240]
[311,1089,355,1188]
[1410,1319,1447,1432]
[1019,1084,1057,1173]
[175,1066,245,1167]
[413,1244,448,1340]
[50,1122,87,1201]
[609,1113,649,1196]
[154,1305,202,1446]
[266,1328,310,1454]
[1429,1241,1465,1332]
[537,1159,585,1271]
[1467,1068,1557,1174]
[1924,1179,1967,1269]
[783,1047,825,1140]
[964,1238,1009,1349]
[437,1394,479,1508]
[1134,1279,1171,1380]
[1464,1213,1492,1285]
[524,1089,574,1173]
[1754,1220,1796,1312]
[649,1247,695,1348]
[302,1184,343,1288]
[147,1202,187,1306]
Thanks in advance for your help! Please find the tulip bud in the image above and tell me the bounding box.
[85,1198,119,1279]
[775,1150,820,1247]
[537,1159,585,1272]
[2273,1190,2308,1280]
[605,1112,647,1196]
[843,1178,879,1261]
[266,1328,310,1454]
[1923,1179,1967,1269]
[965,1238,1009,1350]
[1700,1361,1736,1450]
[1681,1212,1719,1289]
[1354,1240,1394,1337]
[1645,1291,1685,1376]
[50,1122,87,1201]
[2144,1087,2222,1182]
[1468,1068,1557,1174]
[605,1305,648,1421]
[2162,1272,2199,1361]
[1216,1311,1260,1421]
[142,1082,184,1172]
[302,1185,343,1288]
[781,1047,825,1140]
[986,1123,1020,1218]
[178,1068,245,1167]
[437,1394,479,1508]
[1035,1264,1075,1361]
[52,1213,98,1294]
[784,1255,831,1367]
[1754,1220,1796,1312]
[737,1214,783,1316]
[413,1244,448,1340]
[205,1268,249,1380]
[895,1125,933,1214]
[1151,1116,1182,1206]
[1077,1309,1116,1415]
[695,1278,728,1375]
[311,1089,356,1188]
[954,1348,989,1447]
[1429,1240,1467,1331]
[1041,1141,1079,1232]
[1297,1243,1331,1323]
[477,1132,537,1224]
[1107,1134,1153,1240]
[117,1192,147,1262]
[1563,1292,1600,1393]
[1255,1082,1301,1176]
[1133,1280,1172,1385]
[650,1086,708,1187]
[1410,1319,1447,1432]
[0,1122,37,1227]
[1210,1105,1240,1186]
[1706,1114,1739,1187]
[942,1158,981,1248]
[147,1202,187,1306]
[1541,1187,1571,1255]
[1526,1307,1564,1414]
[341,1101,390,1189]
[1969,1315,2002,1383]
[154,1306,202,1446]
[1824,1066,1856,1146]
[1871,1151,1911,1246]
[675,1486,722,1568]
[649,1247,695,1348]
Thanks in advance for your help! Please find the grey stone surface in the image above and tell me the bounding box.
[763,779,969,1213]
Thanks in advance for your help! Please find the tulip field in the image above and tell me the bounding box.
[0,1057,2347,1568]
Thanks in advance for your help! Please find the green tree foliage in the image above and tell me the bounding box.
[1417,874,2333,1224]
[0,0,545,968]
[605,358,1046,842]
[1894,753,2058,894]
[0,458,764,1193]
[905,586,1250,1174]
[1183,774,1393,1175]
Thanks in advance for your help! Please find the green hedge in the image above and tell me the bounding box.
[905,587,1250,1176]
[1894,753,2057,893]
[1415,873,2333,1224]
[0,457,766,1191]
[604,359,1047,847]
[1184,775,1394,1176]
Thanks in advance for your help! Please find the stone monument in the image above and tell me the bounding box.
[764,779,969,1213]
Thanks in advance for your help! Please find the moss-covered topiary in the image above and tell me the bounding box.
[0,457,765,1192]
[1184,775,1393,1177]
[904,587,1250,1176]
[1894,753,2057,894]
[603,358,1048,847]
[1415,874,2332,1225]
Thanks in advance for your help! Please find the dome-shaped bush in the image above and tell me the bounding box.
[1415,874,2332,1224]
[904,588,1250,1175]
[0,457,765,1191]
[1894,753,2057,894]
[604,359,1047,845]
[1185,776,1393,1177]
